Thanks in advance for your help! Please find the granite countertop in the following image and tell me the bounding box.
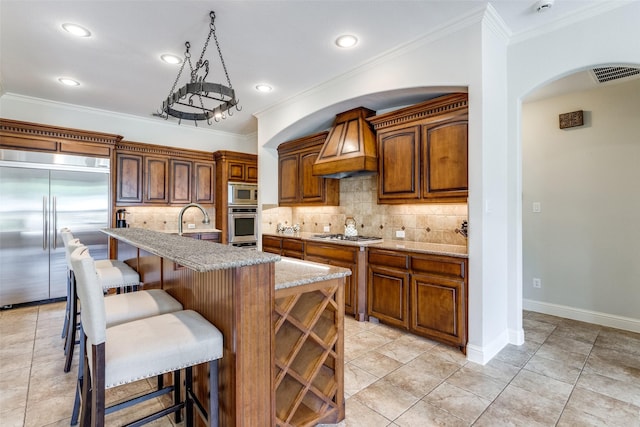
[103,227,279,272]
[263,231,468,258]
[274,257,351,291]
[158,227,222,234]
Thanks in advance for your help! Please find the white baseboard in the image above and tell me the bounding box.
[523,299,640,333]
[466,329,509,365]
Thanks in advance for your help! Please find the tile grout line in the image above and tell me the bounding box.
[553,328,599,426]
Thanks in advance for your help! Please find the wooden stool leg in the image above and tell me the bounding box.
[174,370,182,424]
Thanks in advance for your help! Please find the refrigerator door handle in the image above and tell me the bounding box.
[52,196,57,249]
[43,196,48,250]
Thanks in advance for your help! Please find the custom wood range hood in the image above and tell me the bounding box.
[312,107,378,179]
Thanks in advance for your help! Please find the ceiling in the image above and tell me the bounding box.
[0,0,618,136]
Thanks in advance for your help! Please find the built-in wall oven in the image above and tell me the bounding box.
[228,206,258,248]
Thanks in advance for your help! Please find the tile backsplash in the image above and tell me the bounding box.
[121,206,217,231]
[261,175,468,246]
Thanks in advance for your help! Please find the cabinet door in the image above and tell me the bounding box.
[169,159,192,204]
[410,273,465,347]
[368,265,410,328]
[228,161,246,182]
[193,162,214,204]
[278,154,299,205]
[377,126,421,201]
[422,121,468,199]
[245,163,258,183]
[116,153,143,204]
[300,150,324,203]
[144,156,168,203]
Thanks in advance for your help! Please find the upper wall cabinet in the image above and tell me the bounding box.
[277,132,340,206]
[368,93,468,204]
[115,141,215,207]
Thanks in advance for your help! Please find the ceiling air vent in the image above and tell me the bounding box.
[591,66,640,84]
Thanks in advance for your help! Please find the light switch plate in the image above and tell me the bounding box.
[395,230,405,238]
[187,223,196,229]
[323,225,330,233]
[532,202,541,213]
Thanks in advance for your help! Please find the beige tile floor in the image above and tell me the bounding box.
[1,301,639,426]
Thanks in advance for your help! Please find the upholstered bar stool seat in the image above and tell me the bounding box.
[71,247,223,427]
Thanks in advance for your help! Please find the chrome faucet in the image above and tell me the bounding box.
[178,203,211,236]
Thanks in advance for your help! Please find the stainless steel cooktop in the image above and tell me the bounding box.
[312,234,384,244]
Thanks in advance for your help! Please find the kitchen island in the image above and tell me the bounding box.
[103,228,349,427]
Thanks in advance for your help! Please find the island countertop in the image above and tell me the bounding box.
[103,227,280,272]
[274,257,351,290]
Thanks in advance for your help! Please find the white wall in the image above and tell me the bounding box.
[522,78,640,330]
[256,6,513,364]
[507,1,640,336]
[0,93,256,153]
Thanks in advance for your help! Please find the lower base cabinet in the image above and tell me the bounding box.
[368,248,468,352]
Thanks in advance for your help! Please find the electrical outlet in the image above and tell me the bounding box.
[323,225,330,233]
[187,223,196,229]
[533,278,541,288]
[395,230,405,238]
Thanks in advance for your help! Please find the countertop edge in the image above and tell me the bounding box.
[263,232,468,258]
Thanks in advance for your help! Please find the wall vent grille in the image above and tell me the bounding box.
[591,67,640,83]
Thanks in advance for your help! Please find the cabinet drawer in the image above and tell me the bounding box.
[368,249,409,270]
[262,235,282,251]
[411,255,465,279]
[282,238,304,253]
[305,243,357,263]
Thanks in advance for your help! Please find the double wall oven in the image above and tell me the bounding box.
[228,182,258,248]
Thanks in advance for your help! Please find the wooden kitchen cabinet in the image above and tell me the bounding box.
[115,153,143,204]
[262,235,305,259]
[169,159,191,204]
[367,249,410,329]
[193,161,215,204]
[411,254,467,350]
[169,160,215,205]
[366,247,468,352]
[422,121,468,199]
[214,151,258,244]
[144,156,169,204]
[115,141,216,208]
[368,93,469,204]
[376,126,421,201]
[305,241,361,318]
[277,132,340,206]
[228,159,257,183]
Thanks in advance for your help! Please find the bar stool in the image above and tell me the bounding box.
[71,246,223,427]
[60,229,134,342]
[63,238,143,373]
[66,243,185,425]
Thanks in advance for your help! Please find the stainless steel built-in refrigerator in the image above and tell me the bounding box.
[0,150,110,306]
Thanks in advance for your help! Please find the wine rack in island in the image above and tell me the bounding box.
[274,278,345,426]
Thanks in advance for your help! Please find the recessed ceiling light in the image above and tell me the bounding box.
[62,23,91,37]
[255,84,273,93]
[160,54,182,65]
[58,77,80,87]
[335,34,358,48]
